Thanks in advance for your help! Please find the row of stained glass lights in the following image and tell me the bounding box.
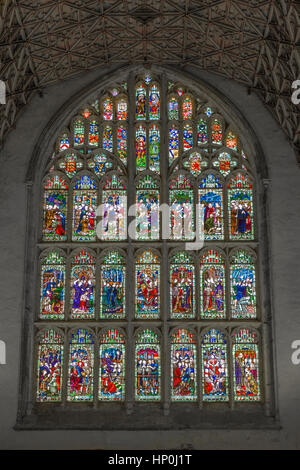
[37,327,261,403]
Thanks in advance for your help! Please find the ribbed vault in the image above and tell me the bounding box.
[0,0,299,161]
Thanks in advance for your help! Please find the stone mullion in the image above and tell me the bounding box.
[125,71,135,413]
[160,72,170,413]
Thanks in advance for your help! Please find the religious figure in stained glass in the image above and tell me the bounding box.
[68,329,94,401]
[135,251,160,319]
[170,252,195,319]
[149,124,160,173]
[99,329,125,401]
[149,84,160,120]
[72,175,97,241]
[100,251,125,319]
[43,176,68,242]
[202,329,228,401]
[70,251,95,320]
[233,329,260,401]
[171,329,197,401]
[136,175,159,241]
[197,119,208,145]
[40,251,65,320]
[169,175,193,240]
[136,83,146,120]
[228,173,254,240]
[136,125,147,171]
[117,125,127,164]
[101,175,127,241]
[135,330,160,401]
[231,250,256,319]
[36,329,64,402]
[199,174,224,240]
[200,250,226,319]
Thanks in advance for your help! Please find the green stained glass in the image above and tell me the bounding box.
[99,329,125,401]
[233,329,260,401]
[202,329,228,402]
[67,329,94,402]
[171,329,197,401]
[135,329,161,401]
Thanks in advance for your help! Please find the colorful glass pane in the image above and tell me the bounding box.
[183,124,193,151]
[40,251,65,320]
[202,329,228,402]
[213,152,237,177]
[103,125,113,152]
[136,125,147,171]
[199,174,224,240]
[88,154,113,177]
[136,177,160,240]
[88,120,99,146]
[170,258,195,319]
[149,124,160,173]
[200,250,225,319]
[43,176,68,241]
[136,84,146,120]
[68,329,94,401]
[231,250,256,319]
[116,98,127,120]
[117,125,127,164]
[101,177,127,241]
[226,131,238,151]
[70,251,95,319]
[168,97,179,120]
[233,329,260,401]
[149,84,160,120]
[170,185,194,240]
[59,133,70,151]
[36,329,64,402]
[99,330,125,401]
[100,252,125,319]
[74,120,85,146]
[103,98,113,120]
[228,174,254,240]
[197,119,208,145]
[211,119,222,145]
[169,125,179,164]
[182,96,193,119]
[72,176,97,241]
[185,152,208,176]
[59,154,83,178]
[171,329,197,401]
[135,330,160,401]
[136,251,160,319]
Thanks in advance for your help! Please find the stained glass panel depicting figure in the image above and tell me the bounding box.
[70,251,95,320]
[117,125,127,164]
[43,175,68,241]
[135,330,160,401]
[202,329,228,401]
[182,96,193,120]
[171,329,197,401]
[231,250,256,319]
[68,329,94,401]
[197,119,208,145]
[74,119,85,147]
[36,329,64,402]
[99,329,125,401]
[136,83,146,120]
[169,175,194,240]
[136,125,147,171]
[168,97,179,120]
[233,329,260,401]
[228,173,254,240]
[136,176,159,241]
[40,251,65,320]
[170,253,195,319]
[149,84,160,120]
[100,251,126,319]
[101,175,127,241]
[199,174,224,240]
[149,124,160,173]
[169,125,179,165]
[72,176,97,241]
[200,250,225,319]
[135,251,160,319]
[103,125,113,152]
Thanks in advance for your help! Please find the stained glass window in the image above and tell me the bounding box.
[73,119,85,146]
[40,251,65,320]
[183,152,208,176]
[182,96,193,120]
[116,98,127,120]
[202,329,229,402]
[59,133,70,151]
[135,251,160,319]
[211,118,222,145]
[226,131,238,151]
[230,250,256,319]
[136,83,146,120]
[88,120,99,147]
[171,329,197,401]
[149,84,160,120]
[117,125,127,164]
[70,250,95,319]
[149,124,160,173]
[199,173,224,240]
[99,329,125,401]
[197,119,208,145]
[43,175,68,241]
[103,125,113,152]
[168,97,179,120]
[183,124,193,151]
[100,174,127,241]
[102,97,114,120]
[170,252,195,319]
[59,153,83,179]
[68,329,94,401]
[169,125,179,165]
[136,175,159,241]
[212,152,237,177]
[169,175,194,240]
[233,329,260,401]
[88,154,113,177]
[200,250,226,319]
[228,173,254,240]
[36,329,64,402]
[135,329,161,401]
[136,125,147,171]
[72,175,97,241]
[100,251,126,319]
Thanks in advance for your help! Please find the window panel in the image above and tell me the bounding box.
[201,329,228,402]
[171,329,197,401]
[67,329,94,402]
[233,329,261,401]
[99,329,125,401]
[135,330,161,401]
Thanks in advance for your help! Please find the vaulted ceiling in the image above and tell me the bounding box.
[0,0,299,161]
